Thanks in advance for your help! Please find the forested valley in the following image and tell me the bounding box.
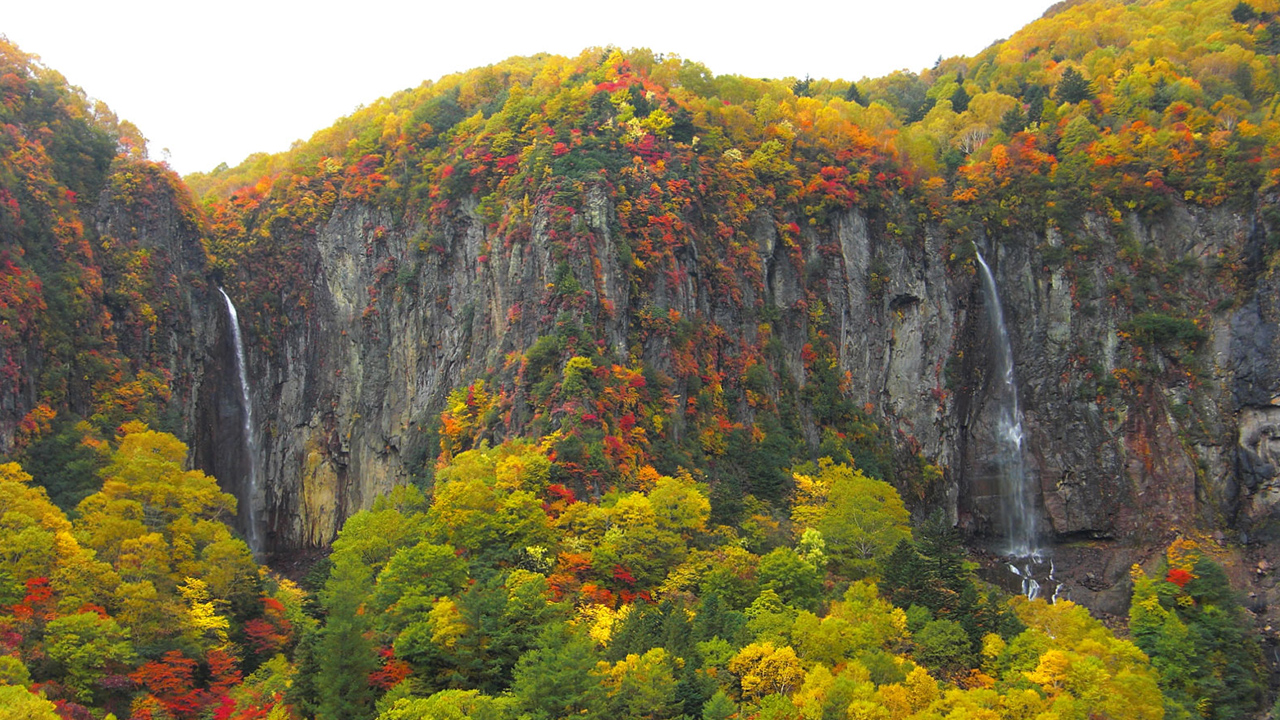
[3,0,1280,717]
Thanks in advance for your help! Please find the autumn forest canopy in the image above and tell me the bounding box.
[1,0,1280,718]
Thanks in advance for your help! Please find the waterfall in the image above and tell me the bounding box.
[973,249,1039,558]
[219,288,262,556]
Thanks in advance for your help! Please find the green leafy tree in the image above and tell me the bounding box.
[596,647,683,720]
[375,689,515,720]
[701,689,737,720]
[398,571,563,695]
[370,541,468,634]
[792,460,910,579]
[331,486,430,575]
[1130,552,1264,720]
[912,619,973,677]
[0,685,60,720]
[427,446,554,571]
[757,548,822,612]
[42,611,135,703]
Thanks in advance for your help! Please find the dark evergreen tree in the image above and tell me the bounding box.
[607,604,665,661]
[1056,67,1093,103]
[985,587,1025,638]
[22,416,107,512]
[1133,556,1265,720]
[1266,20,1280,53]
[1022,84,1047,122]
[1150,76,1174,111]
[511,626,602,720]
[459,574,562,694]
[1000,105,1029,136]
[906,96,937,124]
[678,664,715,719]
[316,559,378,720]
[692,592,747,644]
[1181,559,1265,719]
[285,628,322,719]
[952,582,985,648]
[916,513,966,594]
[950,81,971,113]
[1232,2,1258,24]
[669,107,697,143]
[879,539,936,610]
[844,81,863,104]
[656,599,697,660]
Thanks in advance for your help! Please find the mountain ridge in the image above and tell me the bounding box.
[1,1,1279,716]
[3,0,1280,643]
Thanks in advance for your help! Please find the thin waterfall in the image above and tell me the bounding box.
[974,249,1038,558]
[219,288,262,556]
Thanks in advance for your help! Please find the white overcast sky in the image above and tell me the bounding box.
[4,0,1051,176]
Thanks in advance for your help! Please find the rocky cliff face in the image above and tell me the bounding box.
[209,184,1280,621]
[0,158,223,456]
[92,164,223,437]
[956,209,1252,612]
[228,187,636,549]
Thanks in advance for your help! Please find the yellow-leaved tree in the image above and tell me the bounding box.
[0,462,117,612]
[729,641,806,701]
[72,422,256,652]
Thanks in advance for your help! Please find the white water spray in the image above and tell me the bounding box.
[974,249,1038,557]
[974,249,1062,600]
[219,288,262,556]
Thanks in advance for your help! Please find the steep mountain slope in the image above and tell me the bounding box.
[5,6,1280,717]
[6,0,1280,629]
[188,0,1280,610]
[0,38,220,510]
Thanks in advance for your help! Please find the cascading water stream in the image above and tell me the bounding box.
[219,288,262,556]
[974,249,1059,599]
[974,249,1037,557]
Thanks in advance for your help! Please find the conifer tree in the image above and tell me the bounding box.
[511,627,601,720]
[879,540,934,609]
[316,558,378,720]
[1232,2,1257,24]
[693,591,747,644]
[1000,105,1028,136]
[701,690,737,720]
[844,81,863,105]
[1056,67,1093,103]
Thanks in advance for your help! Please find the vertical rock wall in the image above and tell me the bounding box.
[200,189,1280,620]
